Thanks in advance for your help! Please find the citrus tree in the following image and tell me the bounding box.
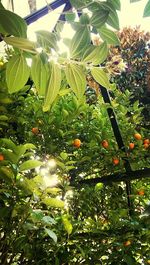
[0,0,150,264]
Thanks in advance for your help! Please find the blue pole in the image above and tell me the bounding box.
[24,0,69,25]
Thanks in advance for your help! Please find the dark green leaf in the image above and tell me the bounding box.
[107,9,120,30]
[107,0,121,10]
[0,9,27,37]
[90,9,109,28]
[83,41,108,65]
[65,12,76,22]
[70,26,91,58]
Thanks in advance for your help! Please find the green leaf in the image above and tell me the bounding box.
[0,9,27,37]
[4,37,36,53]
[65,12,76,22]
[70,26,91,58]
[6,54,30,94]
[43,62,61,112]
[79,13,90,24]
[2,150,18,163]
[70,0,84,9]
[31,54,49,96]
[36,30,58,51]
[99,26,120,45]
[107,9,120,30]
[143,0,150,17]
[1,138,16,151]
[19,160,43,171]
[91,67,110,88]
[44,228,57,243]
[65,64,86,99]
[83,41,108,65]
[0,166,14,181]
[107,0,121,10]
[90,9,109,28]
[62,215,73,235]
[42,216,56,225]
[130,0,141,2]
[42,198,64,208]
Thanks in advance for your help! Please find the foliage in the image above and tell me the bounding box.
[108,26,150,128]
[0,1,150,264]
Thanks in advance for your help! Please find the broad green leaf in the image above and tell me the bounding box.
[65,64,86,99]
[19,160,43,171]
[83,41,108,65]
[70,26,90,58]
[42,216,56,225]
[143,0,150,17]
[0,9,27,37]
[2,150,18,163]
[107,0,121,10]
[43,62,61,112]
[107,9,120,30]
[62,215,73,235]
[42,198,64,208]
[0,138,16,151]
[70,0,84,9]
[4,37,36,53]
[99,27,120,45]
[0,115,8,121]
[91,67,110,88]
[65,12,76,22]
[0,166,14,181]
[90,10,109,28]
[36,30,58,51]
[31,54,49,96]
[6,54,30,94]
[44,228,57,243]
[79,13,90,24]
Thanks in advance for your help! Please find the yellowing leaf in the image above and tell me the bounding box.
[65,64,86,98]
[43,62,61,112]
[4,37,36,53]
[91,67,110,88]
[31,54,49,96]
[62,215,73,235]
[42,198,64,208]
[6,54,30,94]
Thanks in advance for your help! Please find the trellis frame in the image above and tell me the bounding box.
[24,0,150,216]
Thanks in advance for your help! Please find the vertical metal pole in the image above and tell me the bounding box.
[100,86,133,216]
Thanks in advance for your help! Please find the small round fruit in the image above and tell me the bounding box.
[123,240,131,247]
[147,260,150,264]
[144,143,149,149]
[129,143,135,150]
[113,158,119,165]
[0,154,4,161]
[73,139,81,148]
[134,133,142,140]
[31,127,39,135]
[143,139,150,144]
[102,140,109,149]
[137,190,145,196]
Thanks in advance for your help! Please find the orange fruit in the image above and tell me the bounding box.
[32,127,39,135]
[113,158,119,165]
[129,143,135,149]
[73,139,81,148]
[134,133,142,140]
[102,140,109,149]
[0,154,4,161]
[144,143,149,149]
[143,139,150,144]
[137,190,145,196]
[123,240,131,247]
